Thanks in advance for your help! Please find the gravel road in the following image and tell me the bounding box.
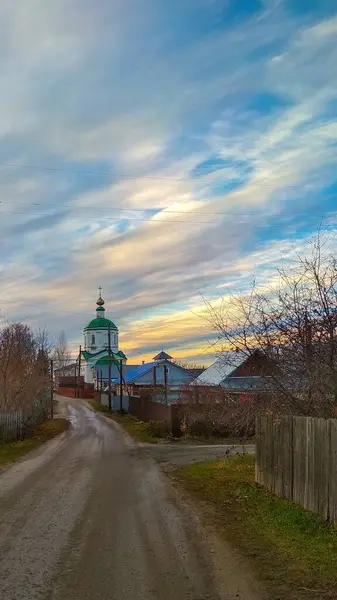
[0,397,257,600]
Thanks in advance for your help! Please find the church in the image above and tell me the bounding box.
[79,290,203,399]
[80,289,127,385]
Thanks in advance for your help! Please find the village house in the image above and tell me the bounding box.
[192,349,276,396]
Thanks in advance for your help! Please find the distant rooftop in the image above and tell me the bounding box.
[153,351,173,361]
[192,351,244,386]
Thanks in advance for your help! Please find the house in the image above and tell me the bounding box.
[191,349,275,395]
[191,351,244,386]
[95,353,197,403]
[54,363,77,387]
[221,350,276,394]
[127,358,196,402]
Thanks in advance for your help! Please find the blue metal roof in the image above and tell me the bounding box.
[126,361,158,383]
[94,360,195,384]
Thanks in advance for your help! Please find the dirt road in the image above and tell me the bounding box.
[0,397,259,600]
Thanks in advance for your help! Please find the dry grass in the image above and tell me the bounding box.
[0,418,69,468]
[174,455,337,600]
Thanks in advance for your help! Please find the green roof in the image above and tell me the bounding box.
[96,306,105,312]
[95,356,119,365]
[94,352,127,365]
[81,349,126,362]
[84,317,117,331]
[81,350,105,360]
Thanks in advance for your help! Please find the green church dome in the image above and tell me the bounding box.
[84,317,118,331]
[84,288,118,331]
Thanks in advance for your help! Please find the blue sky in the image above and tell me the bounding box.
[1,0,337,363]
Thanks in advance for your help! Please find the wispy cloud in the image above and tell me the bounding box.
[1,1,337,363]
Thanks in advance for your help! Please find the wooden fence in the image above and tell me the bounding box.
[255,414,337,523]
[128,394,182,437]
[0,394,52,443]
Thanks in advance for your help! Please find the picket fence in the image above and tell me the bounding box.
[0,395,51,443]
[255,414,337,523]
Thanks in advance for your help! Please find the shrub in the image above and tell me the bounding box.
[146,420,170,438]
[188,420,213,438]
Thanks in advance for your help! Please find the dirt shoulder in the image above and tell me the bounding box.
[0,418,70,469]
[172,477,267,600]
[172,455,337,600]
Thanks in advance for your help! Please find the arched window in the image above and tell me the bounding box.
[91,334,95,346]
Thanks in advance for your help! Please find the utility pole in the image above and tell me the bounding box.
[119,359,123,413]
[108,323,112,411]
[77,345,82,398]
[50,359,54,419]
[164,364,168,405]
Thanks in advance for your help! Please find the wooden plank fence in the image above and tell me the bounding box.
[256,415,337,523]
[0,394,52,443]
[0,411,24,442]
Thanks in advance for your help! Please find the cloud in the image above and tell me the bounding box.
[1,1,337,362]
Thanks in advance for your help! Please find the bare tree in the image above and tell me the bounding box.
[175,361,205,370]
[53,331,71,375]
[35,327,53,357]
[204,233,337,418]
[0,321,50,411]
[177,383,260,438]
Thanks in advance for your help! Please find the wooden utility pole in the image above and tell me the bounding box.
[108,323,112,411]
[164,364,168,405]
[77,345,82,398]
[119,359,123,413]
[50,359,54,419]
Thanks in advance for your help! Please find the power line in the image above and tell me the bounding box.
[0,298,125,320]
[1,295,217,350]
[0,162,189,182]
[1,198,337,218]
[0,208,223,225]
[0,160,335,189]
[0,206,336,227]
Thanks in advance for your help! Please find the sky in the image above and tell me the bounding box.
[1,0,337,364]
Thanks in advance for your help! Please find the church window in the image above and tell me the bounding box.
[91,334,96,346]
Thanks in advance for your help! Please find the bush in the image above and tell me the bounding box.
[188,420,213,438]
[146,420,170,438]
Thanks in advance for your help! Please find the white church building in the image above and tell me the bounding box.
[80,289,127,384]
[74,290,203,401]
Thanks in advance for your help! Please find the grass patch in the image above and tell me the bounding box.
[89,400,111,414]
[88,401,162,443]
[175,435,254,446]
[174,455,337,600]
[0,418,69,468]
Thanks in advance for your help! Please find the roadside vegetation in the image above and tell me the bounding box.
[0,418,69,468]
[89,401,252,445]
[88,401,165,443]
[174,455,337,600]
